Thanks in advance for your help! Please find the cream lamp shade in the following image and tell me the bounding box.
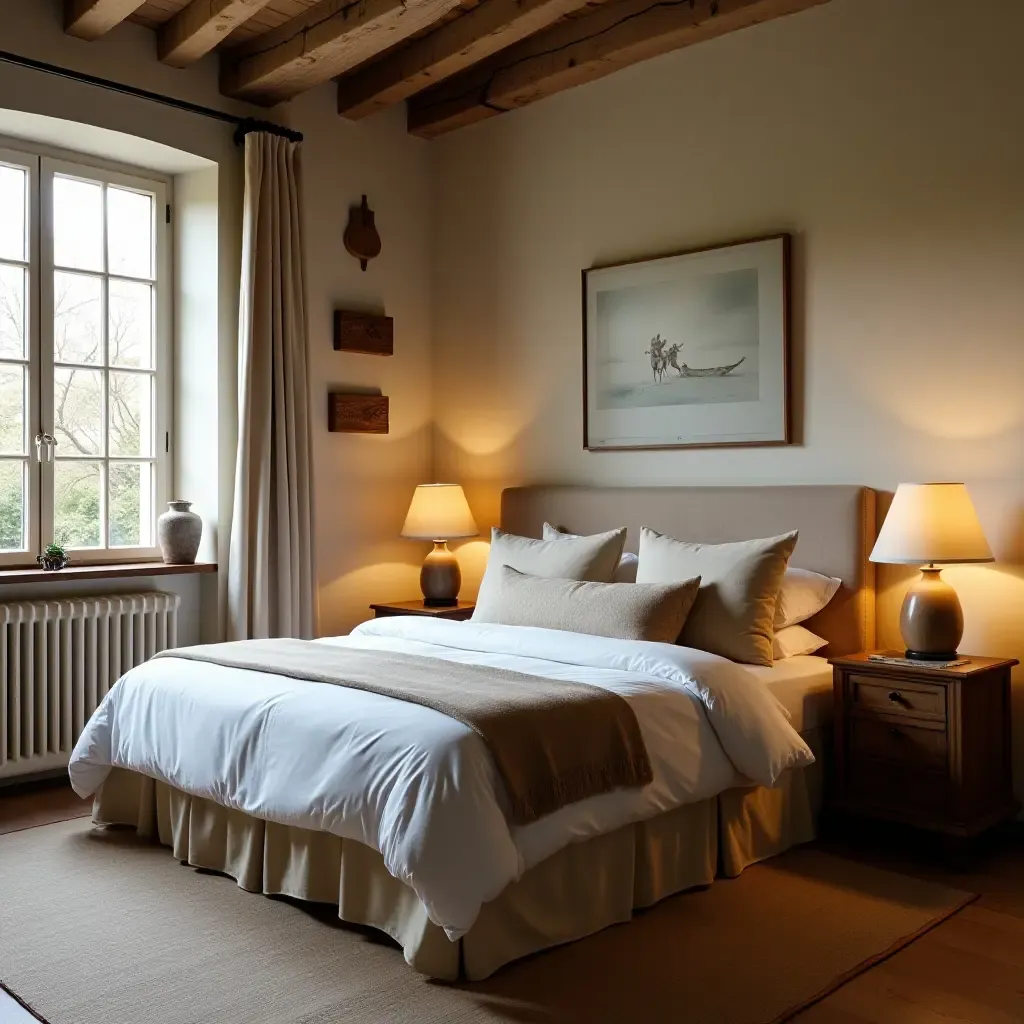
[870,483,993,565]
[401,484,478,540]
[871,483,992,660]
[402,484,477,607]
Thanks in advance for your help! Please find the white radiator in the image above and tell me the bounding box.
[0,591,179,779]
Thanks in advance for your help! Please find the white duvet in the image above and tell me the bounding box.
[69,617,813,939]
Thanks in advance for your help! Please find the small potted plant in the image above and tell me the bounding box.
[38,542,69,571]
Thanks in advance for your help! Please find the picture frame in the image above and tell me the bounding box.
[583,234,791,451]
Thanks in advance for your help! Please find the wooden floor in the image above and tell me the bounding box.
[1,783,1022,1023]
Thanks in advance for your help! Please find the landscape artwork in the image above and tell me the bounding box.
[583,235,790,450]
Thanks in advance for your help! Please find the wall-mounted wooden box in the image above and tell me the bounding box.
[328,393,389,434]
[333,310,393,356]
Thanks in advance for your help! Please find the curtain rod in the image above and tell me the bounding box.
[0,49,303,144]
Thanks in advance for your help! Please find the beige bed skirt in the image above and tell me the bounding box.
[92,730,825,981]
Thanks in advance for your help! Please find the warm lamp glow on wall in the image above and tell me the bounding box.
[870,483,993,659]
[402,484,478,606]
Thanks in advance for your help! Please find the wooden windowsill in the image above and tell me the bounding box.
[0,561,218,585]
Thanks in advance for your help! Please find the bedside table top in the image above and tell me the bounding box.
[370,600,475,617]
[830,650,1019,679]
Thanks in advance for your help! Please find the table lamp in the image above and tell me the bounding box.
[401,484,478,606]
[870,482,993,659]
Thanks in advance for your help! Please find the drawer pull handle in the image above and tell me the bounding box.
[888,690,908,706]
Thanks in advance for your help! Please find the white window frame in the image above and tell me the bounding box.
[0,141,171,566]
[0,145,41,566]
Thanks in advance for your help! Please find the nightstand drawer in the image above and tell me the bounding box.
[850,717,947,770]
[849,674,946,721]
[848,759,948,816]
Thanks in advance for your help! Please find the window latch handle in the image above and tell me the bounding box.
[34,434,56,462]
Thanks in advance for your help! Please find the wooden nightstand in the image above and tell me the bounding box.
[370,600,475,621]
[830,652,1019,842]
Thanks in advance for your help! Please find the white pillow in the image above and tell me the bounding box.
[543,523,638,582]
[473,526,627,620]
[773,624,829,660]
[774,568,842,630]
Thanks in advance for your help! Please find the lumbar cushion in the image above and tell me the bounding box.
[473,565,701,644]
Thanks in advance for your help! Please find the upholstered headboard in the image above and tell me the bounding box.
[501,485,877,657]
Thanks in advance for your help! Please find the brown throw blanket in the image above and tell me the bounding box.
[153,639,652,826]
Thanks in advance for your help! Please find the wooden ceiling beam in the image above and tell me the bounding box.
[159,0,276,68]
[408,0,832,138]
[65,0,149,40]
[221,0,466,106]
[336,0,608,121]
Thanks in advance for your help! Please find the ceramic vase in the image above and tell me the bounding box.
[157,500,202,565]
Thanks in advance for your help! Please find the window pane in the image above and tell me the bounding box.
[107,188,152,279]
[53,271,102,365]
[0,365,24,455]
[0,165,27,263]
[0,264,25,358]
[53,367,103,456]
[109,279,153,368]
[0,460,24,550]
[109,371,153,457]
[53,176,103,272]
[54,460,101,548]
[109,462,152,547]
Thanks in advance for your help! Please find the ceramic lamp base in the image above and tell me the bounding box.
[899,566,964,659]
[420,541,461,606]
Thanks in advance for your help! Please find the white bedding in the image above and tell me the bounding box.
[745,655,833,733]
[69,617,813,940]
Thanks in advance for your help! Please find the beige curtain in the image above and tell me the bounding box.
[227,132,316,640]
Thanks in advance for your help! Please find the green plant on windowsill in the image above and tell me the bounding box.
[37,542,69,571]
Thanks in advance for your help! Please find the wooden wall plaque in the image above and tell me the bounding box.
[334,310,393,356]
[328,393,389,434]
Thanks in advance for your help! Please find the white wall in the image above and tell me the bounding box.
[430,0,1024,791]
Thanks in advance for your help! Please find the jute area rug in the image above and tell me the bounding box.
[1,819,975,1024]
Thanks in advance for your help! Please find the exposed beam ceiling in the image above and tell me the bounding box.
[408,0,831,138]
[159,0,277,67]
[65,0,149,40]
[336,0,606,120]
[220,0,466,106]
[66,0,834,136]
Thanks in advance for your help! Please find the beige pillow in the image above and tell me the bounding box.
[542,523,639,582]
[636,527,798,666]
[473,526,627,619]
[473,565,701,643]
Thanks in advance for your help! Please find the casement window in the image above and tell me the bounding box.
[0,144,170,565]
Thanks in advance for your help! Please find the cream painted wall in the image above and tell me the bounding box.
[288,93,435,638]
[0,0,435,639]
[430,0,1024,792]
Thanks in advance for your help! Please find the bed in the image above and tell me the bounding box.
[71,484,876,981]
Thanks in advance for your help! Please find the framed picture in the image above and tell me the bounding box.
[583,234,791,451]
